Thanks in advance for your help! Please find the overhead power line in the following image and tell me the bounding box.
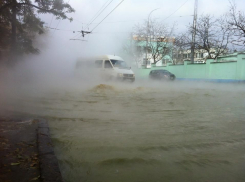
[70,39,88,41]
[89,15,193,25]
[52,0,71,35]
[91,0,125,32]
[73,15,192,26]
[46,26,76,32]
[48,16,54,28]
[87,0,114,28]
[70,32,83,39]
[69,0,124,41]
[67,0,190,40]
[80,30,91,37]
[162,0,189,21]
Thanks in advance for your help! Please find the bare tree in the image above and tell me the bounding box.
[122,33,145,67]
[172,33,191,64]
[226,0,245,48]
[132,20,175,64]
[188,14,231,59]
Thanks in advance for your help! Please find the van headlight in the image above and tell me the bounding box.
[118,73,123,77]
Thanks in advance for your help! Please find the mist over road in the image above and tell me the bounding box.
[1,77,245,182]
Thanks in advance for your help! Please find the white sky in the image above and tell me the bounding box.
[9,0,244,86]
[44,0,245,37]
[34,0,245,65]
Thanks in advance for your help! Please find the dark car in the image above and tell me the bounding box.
[149,69,176,81]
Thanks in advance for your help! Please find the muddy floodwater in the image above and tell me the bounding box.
[1,81,245,182]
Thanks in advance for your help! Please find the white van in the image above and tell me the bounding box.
[75,55,135,82]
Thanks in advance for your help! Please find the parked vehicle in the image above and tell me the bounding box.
[75,55,135,82]
[149,69,176,81]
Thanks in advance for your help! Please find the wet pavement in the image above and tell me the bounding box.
[0,118,41,182]
[0,118,63,182]
[1,81,245,182]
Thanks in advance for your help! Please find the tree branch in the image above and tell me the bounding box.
[17,3,56,13]
[0,2,12,13]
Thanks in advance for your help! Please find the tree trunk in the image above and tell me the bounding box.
[10,0,17,64]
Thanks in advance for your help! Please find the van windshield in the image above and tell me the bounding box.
[110,59,128,69]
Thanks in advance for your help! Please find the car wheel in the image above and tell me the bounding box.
[170,75,175,81]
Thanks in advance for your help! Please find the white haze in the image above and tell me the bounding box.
[1,0,245,116]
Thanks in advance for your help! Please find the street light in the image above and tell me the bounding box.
[145,8,160,67]
[191,0,198,63]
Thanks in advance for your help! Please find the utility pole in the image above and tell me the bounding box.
[145,8,159,67]
[191,0,198,63]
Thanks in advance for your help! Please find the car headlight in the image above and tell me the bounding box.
[118,73,123,77]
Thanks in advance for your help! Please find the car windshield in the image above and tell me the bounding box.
[110,59,128,69]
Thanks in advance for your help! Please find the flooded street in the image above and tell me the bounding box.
[1,81,245,182]
[1,0,245,181]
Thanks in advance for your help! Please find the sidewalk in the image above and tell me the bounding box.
[0,117,63,182]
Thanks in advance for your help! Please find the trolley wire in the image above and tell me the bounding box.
[91,0,124,32]
[162,0,189,21]
[86,0,113,28]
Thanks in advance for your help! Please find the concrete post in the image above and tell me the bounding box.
[205,59,212,79]
[236,53,245,81]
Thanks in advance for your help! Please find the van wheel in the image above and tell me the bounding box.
[106,76,113,81]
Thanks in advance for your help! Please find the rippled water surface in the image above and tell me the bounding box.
[2,81,245,182]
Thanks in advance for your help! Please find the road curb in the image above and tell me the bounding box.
[37,119,63,182]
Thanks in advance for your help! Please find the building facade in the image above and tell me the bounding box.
[126,35,174,68]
